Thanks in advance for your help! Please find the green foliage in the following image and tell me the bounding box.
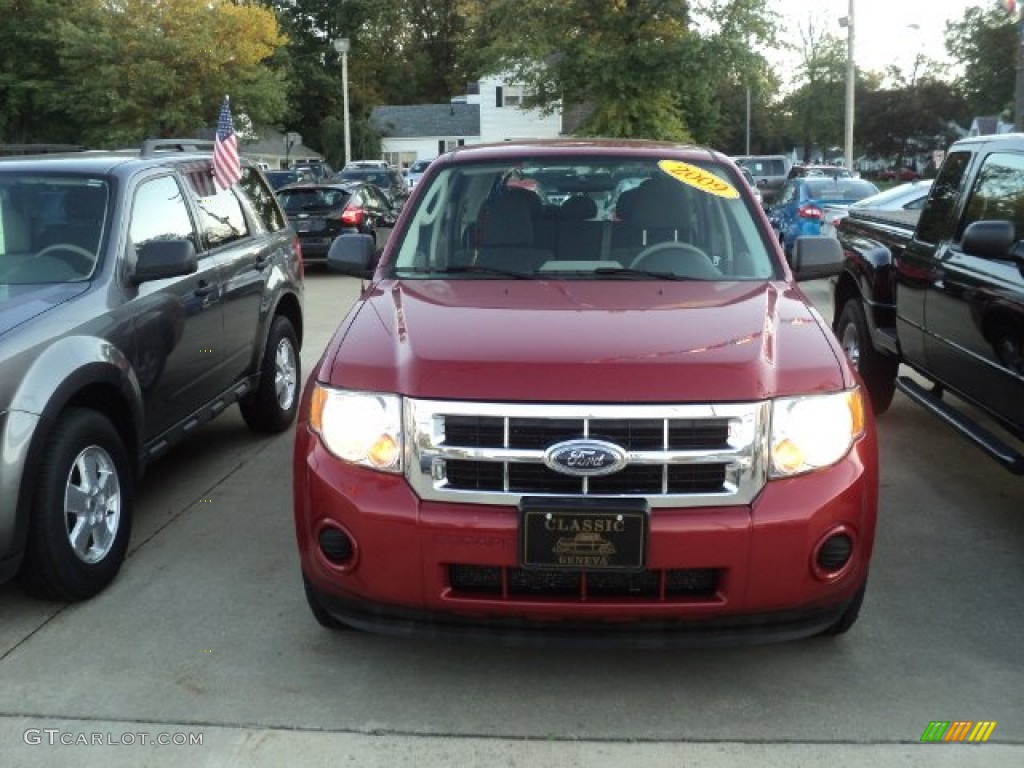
[945,4,1016,118]
[0,0,75,142]
[471,0,781,144]
[0,0,1013,164]
[0,0,288,147]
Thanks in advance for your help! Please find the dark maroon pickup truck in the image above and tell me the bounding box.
[293,139,879,647]
[833,133,1024,473]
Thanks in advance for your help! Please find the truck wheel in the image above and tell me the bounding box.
[303,574,353,630]
[821,580,866,636]
[19,409,133,601]
[240,315,300,434]
[837,299,897,414]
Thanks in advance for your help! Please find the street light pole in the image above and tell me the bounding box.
[840,0,855,171]
[745,85,751,155]
[333,38,352,167]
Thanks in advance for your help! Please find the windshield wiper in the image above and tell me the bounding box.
[393,265,538,280]
[592,266,693,281]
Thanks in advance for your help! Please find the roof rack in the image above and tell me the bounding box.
[141,139,215,157]
[0,143,87,156]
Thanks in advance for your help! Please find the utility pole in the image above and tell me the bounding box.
[840,0,855,171]
[1016,11,1024,130]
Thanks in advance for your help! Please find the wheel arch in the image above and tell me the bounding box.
[248,289,303,375]
[7,342,143,573]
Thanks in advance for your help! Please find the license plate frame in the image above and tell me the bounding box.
[519,497,648,571]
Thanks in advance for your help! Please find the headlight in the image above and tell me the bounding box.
[770,389,866,477]
[310,385,403,473]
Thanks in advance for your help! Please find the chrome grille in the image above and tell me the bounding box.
[407,400,768,507]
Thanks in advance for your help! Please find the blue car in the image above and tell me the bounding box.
[768,176,879,258]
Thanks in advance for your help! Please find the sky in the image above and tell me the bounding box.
[768,0,992,79]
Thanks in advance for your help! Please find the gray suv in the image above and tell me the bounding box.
[0,144,304,600]
[732,154,792,205]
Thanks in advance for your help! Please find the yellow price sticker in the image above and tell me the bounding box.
[657,160,739,199]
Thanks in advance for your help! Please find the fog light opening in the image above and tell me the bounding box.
[812,528,855,581]
[318,525,355,566]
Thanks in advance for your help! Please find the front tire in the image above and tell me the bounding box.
[19,409,133,601]
[836,298,897,414]
[240,315,300,433]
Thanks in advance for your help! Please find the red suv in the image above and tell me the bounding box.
[293,140,878,647]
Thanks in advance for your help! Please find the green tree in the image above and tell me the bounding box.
[0,0,75,143]
[50,0,288,147]
[780,21,846,162]
[945,3,1016,119]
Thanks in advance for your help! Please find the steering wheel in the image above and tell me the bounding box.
[35,243,95,274]
[630,241,720,279]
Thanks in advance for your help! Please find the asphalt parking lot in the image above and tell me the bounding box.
[1,275,1021,767]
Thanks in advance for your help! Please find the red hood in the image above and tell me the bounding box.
[321,280,848,402]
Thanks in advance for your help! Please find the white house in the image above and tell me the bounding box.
[371,74,565,169]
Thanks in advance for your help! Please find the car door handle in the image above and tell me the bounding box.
[255,253,272,270]
[194,280,218,297]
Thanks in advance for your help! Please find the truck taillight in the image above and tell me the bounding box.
[340,205,363,226]
[798,204,823,220]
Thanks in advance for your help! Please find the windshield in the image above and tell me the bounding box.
[389,155,778,280]
[0,174,109,284]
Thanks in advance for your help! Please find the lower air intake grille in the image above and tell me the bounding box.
[448,564,719,600]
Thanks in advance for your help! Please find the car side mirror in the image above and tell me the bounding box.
[791,236,843,281]
[961,220,1015,260]
[132,239,198,284]
[327,233,376,278]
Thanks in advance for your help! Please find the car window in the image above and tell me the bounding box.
[960,151,1024,243]
[238,166,286,232]
[804,179,878,200]
[390,155,777,280]
[916,150,971,244]
[190,181,250,250]
[277,187,352,212]
[130,175,197,256]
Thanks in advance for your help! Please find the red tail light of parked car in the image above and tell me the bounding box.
[340,205,364,227]
[798,203,823,220]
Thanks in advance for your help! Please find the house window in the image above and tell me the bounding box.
[495,86,503,108]
[503,86,524,107]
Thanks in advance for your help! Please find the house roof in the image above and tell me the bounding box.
[370,103,480,138]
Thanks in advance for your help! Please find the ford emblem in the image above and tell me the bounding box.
[543,439,628,477]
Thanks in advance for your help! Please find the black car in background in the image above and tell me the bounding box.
[290,161,335,182]
[276,181,397,264]
[334,166,409,207]
[265,169,314,190]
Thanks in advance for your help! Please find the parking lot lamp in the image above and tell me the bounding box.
[333,38,352,167]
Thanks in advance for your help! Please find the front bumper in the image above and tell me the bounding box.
[294,423,878,646]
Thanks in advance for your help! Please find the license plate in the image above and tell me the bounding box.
[520,499,647,571]
[294,218,323,233]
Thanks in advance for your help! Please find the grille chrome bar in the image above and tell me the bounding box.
[407,399,768,508]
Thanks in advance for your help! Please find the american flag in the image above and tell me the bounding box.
[212,95,241,190]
